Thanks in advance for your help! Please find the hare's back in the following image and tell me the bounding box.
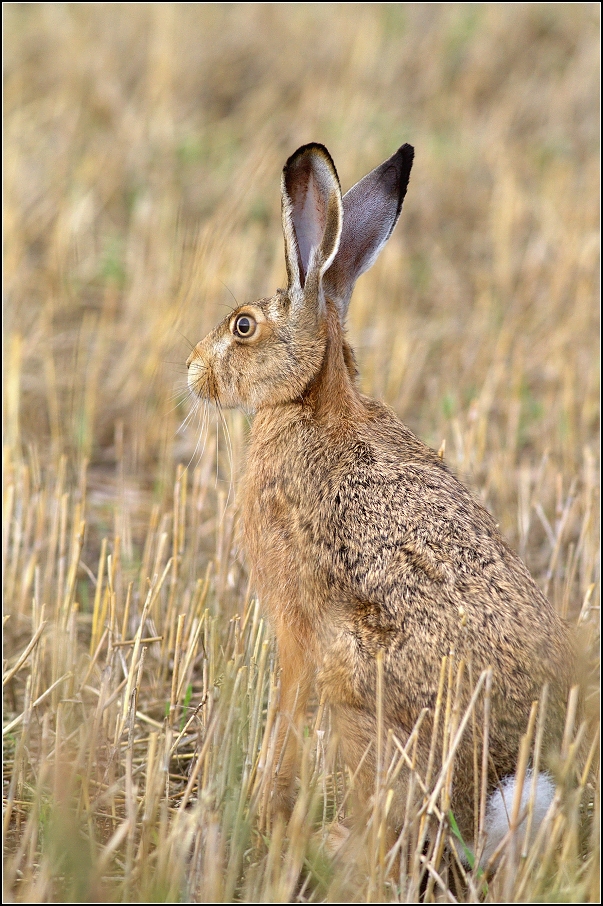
[314,408,573,712]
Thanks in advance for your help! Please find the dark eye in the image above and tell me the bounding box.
[233,314,256,338]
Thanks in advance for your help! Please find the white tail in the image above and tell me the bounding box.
[458,769,555,867]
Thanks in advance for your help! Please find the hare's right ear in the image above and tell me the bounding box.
[323,144,414,321]
[282,144,343,309]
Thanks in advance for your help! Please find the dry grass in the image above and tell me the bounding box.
[3,3,600,902]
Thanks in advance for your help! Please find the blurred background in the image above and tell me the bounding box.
[3,5,600,900]
[4,2,599,602]
[3,0,600,619]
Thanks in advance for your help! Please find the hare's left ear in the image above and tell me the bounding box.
[281,144,343,308]
[323,144,414,321]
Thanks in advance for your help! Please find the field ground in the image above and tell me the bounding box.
[3,4,600,902]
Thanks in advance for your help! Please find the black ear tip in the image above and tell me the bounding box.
[379,144,414,222]
[284,142,336,174]
[395,143,415,176]
[283,143,342,199]
[393,143,414,203]
[289,141,331,159]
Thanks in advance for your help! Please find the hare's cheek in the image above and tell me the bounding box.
[222,370,255,411]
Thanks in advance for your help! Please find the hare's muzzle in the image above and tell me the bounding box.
[186,343,213,400]
[187,328,235,404]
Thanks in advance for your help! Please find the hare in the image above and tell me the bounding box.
[186,143,575,862]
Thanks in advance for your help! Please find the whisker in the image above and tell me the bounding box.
[193,404,207,470]
[215,409,219,487]
[216,401,235,520]
[168,383,187,400]
[168,384,199,422]
[168,384,194,409]
[219,281,239,313]
[184,398,209,473]
[176,329,196,352]
[178,397,202,434]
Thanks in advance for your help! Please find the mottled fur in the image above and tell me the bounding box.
[187,143,574,844]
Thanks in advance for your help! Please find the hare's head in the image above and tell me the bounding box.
[187,143,414,413]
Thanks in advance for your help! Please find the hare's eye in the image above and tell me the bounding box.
[233,314,256,339]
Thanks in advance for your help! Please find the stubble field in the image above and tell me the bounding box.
[3,4,600,902]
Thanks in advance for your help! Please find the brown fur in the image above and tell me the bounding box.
[187,143,575,842]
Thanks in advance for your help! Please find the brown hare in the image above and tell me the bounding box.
[186,142,575,864]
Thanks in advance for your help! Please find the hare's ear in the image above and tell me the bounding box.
[323,144,414,321]
[282,144,343,308]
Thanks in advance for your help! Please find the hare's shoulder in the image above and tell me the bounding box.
[328,403,501,553]
[322,406,560,621]
[319,412,573,691]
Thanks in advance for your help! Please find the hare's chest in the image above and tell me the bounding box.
[241,442,333,620]
[242,462,320,571]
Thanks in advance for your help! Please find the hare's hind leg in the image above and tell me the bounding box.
[330,704,380,816]
[329,703,423,837]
